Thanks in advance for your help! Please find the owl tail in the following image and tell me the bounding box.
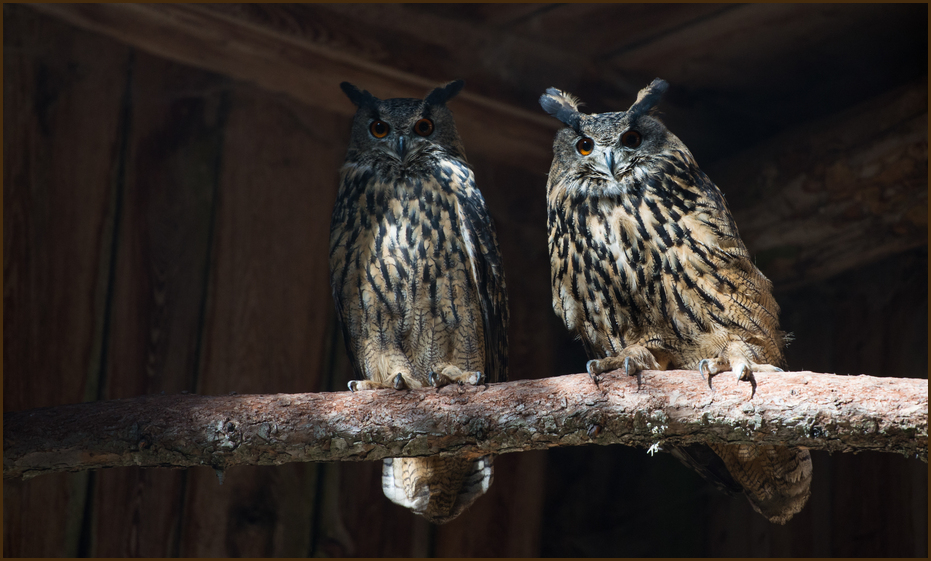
[381,455,494,524]
[669,443,812,524]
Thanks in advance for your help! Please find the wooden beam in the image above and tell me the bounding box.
[721,81,928,289]
[26,3,560,173]
[5,370,927,480]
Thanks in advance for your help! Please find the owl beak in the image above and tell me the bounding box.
[395,136,409,160]
[605,149,615,176]
[604,151,617,175]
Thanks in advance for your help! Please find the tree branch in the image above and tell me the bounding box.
[4,370,927,480]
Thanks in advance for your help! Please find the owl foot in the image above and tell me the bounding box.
[587,357,643,389]
[698,359,783,399]
[586,346,659,390]
[348,372,410,392]
[428,364,484,388]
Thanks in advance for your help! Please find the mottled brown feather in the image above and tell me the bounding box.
[540,80,811,523]
[330,82,508,523]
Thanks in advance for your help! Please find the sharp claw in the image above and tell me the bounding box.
[393,373,406,390]
[733,364,757,399]
[699,359,715,391]
[348,381,357,393]
[774,367,784,372]
[624,357,642,391]
[586,360,601,386]
[428,371,439,387]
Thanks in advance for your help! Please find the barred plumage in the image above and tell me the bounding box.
[540,79,812,524]
[330,80,508,524]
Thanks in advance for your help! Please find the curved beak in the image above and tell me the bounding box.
[395,136,409,160]
[604,150,616,176]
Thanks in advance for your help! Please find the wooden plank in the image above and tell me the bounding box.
[434,450,547,556]
[608,4,920,90]
[315,459,426,557]
[404,4,551,28]
[177,85,342,557]
[720,82,928,289]
[88,51,230,556]
[2,4,130,556]
[508,4,733,58]
[25,3,560,174]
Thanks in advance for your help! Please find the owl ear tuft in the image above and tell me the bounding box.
[340,82,378,107]
[539,88,584,132]
[627,78,668,118]
[425,80,465,106]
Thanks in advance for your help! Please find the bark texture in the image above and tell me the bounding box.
[4,370,926,480]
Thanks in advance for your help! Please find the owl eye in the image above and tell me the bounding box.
[369,120,390,138]
[576,137,595,156]
[621,130,642,149]
[413,118,434,137]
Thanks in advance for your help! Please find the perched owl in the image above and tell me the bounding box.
[539,79,812,523]
[329,80,508,524]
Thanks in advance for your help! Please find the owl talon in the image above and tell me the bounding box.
[734,364,758,399]
[698,359,715,391]
[586,359,601,386]
[348,380,359,393]
[393,373,408,390]
[624,356,642,391]
[428,371,439,387]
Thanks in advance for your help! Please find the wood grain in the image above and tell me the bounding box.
[176,87,344,557]
[723,81,928,289]
[25,2,561,173]
[88,51,231,557]
[2,5,130,556]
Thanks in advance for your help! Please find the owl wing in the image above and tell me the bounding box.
[686,164,750,260]
[330,286,365,381]
[456,187,509,384]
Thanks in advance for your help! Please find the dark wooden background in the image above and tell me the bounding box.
[3,4,927,557]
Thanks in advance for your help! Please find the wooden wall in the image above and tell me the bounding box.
[3,5,926,557]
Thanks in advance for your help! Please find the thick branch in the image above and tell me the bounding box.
[4,370,926,480]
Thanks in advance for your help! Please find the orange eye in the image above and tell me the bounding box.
[576,137,594,156]
[370,120,390,138]
[621,130,642,148]
[414,118,434,136]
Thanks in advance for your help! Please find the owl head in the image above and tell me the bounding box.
[340,80,468,173]
[539,78,687,194]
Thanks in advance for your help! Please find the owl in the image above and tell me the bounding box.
[539,79,812,523]
[329,80,508,524]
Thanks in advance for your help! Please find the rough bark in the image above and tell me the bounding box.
[4,370,927,480]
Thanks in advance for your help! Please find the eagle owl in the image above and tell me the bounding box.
[539,79,812,523]
[329,80,508,524]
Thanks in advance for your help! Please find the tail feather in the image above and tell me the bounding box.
[670,443,812,524]
[382,455,494,524]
